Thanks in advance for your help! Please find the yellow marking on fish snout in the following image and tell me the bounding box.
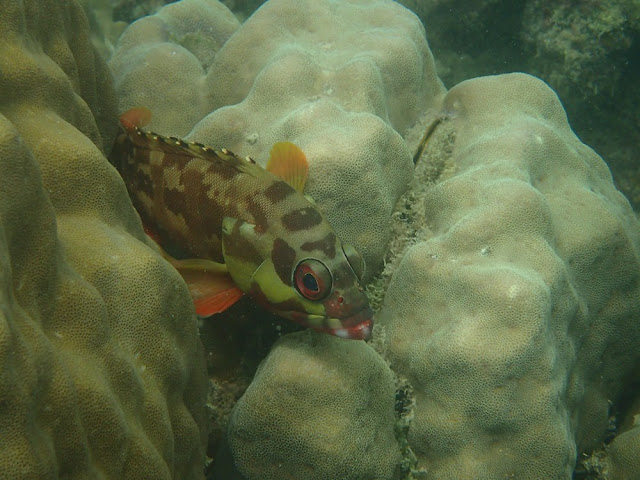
[326,317,343,329]
[306,314,326,328]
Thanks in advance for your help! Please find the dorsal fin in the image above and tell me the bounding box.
[118,106,253,176]
[125,126,249,176]
[266,141,309,192]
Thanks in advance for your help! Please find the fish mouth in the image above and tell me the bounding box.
[309,306,374,341]
[328,318,373,341]
[278,305,374,341]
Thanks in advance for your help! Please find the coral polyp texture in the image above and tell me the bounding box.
[376,73,640,479]
[110,0,445,276]
[606,409,640,480]
[108,0,241,137]
[0,0,208,478]
[216,331,402,480]
[17,0,638,478]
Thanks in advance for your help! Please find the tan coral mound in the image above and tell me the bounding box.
[0,1,208,479]
[108,0,240,137]
[377,73,640,479]
[217,331,402,480]
[109,0,445,276]
[608,423,640,479]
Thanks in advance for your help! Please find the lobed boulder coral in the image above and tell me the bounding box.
[397,0,640,210]
[93,0,640,478]
[216,331,403,480]
[110,0,445,277]
[0,0,208,478]
[108,0,241,137]
[376,73,640,478]
[606,411,640,479]
[212,71,640,479]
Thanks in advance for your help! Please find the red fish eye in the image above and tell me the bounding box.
[294,259,332,301]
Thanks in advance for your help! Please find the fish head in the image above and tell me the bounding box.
[221,217,373,340]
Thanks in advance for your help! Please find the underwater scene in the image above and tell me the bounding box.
[0,0,638,479]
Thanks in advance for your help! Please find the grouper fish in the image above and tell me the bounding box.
[110,107,373,340]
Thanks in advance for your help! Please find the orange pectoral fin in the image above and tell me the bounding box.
[142,228,244,316]
[169,258,245,316]
[192,286,245,317]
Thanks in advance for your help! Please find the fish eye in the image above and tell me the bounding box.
[342,243,365,280]
[302,272,318,291]
[294,259,332,301]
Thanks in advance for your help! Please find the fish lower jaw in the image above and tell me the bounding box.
[311,318,373,341]
[279,311,373,341]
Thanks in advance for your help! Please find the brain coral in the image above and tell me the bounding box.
[216,330,402,480]
[375,73,640,478]
[110,0,445,276]
[0,0,208,478]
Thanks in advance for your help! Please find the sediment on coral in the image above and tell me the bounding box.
[367,116,456,314]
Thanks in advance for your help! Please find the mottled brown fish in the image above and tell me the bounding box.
[110,107,373,340]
